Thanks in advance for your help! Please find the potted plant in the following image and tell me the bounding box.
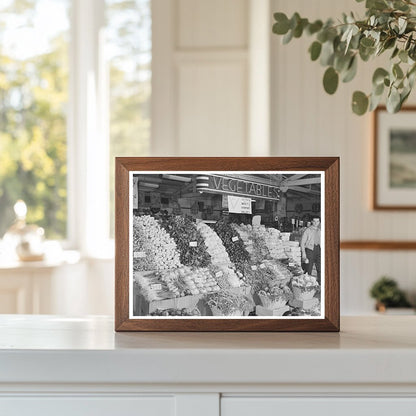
[369,276,413,313]
[272,0,416,115]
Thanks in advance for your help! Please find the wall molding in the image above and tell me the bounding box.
[340,241,416,250]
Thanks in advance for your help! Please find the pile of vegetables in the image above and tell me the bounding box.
[135,272,176,302]
[196,221,232,265]
[180,267,220,295]
[136,266,222,301]
[150,308,201,316]
[236,262,268,292]
[232,224,270,263]
[205,290,254,316]
[261,227,286,259]
[258,284,292,309]
[258,285,292,300]
[213,220,250,267]
[210,264,243,289]
[262,259,296,282]
[133,215,181,271]
[292,274,319,290]
[291,274,319,300]
[160,215,211,267]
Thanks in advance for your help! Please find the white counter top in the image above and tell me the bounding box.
[0,315,415,388]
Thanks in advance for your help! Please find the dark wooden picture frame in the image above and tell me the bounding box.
[373,106,416,210]
[115,157,339,332]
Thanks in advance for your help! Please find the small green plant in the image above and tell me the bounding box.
[272,0,416,115]
[370,276,411,308]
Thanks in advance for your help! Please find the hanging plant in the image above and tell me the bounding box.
[272,0,416,115]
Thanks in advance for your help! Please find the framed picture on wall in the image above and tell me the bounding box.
[115,157,339,332]
[374,106,416,209]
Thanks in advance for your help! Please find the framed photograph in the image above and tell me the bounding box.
[115,157,339,331]
[374,106,416,209]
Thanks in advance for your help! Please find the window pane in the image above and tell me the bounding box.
[0,0,69,239]
[106,0,151,237]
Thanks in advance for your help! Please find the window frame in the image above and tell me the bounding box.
[67,0,112,257]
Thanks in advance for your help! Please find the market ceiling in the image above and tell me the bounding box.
[135,173,321,197]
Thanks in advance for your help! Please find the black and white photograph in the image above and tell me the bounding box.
[130,172,324,319]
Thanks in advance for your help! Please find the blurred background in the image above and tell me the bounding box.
[0,0,415,316]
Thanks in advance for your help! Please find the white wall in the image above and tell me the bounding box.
[36,0,416,316]
[152,0,264,157]
[271,0,416,313]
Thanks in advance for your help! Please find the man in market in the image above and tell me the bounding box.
[300,216,321,283]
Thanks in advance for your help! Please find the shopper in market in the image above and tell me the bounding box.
[300,216,321,283]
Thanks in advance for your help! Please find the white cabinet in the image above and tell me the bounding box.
[1,396,175,416]
[0,316,415,416]
[222,398,416,416]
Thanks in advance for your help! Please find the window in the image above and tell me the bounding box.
[0,0,151,252]
[0,0,70,239]
[106,0,151,237]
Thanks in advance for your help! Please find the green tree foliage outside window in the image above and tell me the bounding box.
[0,0,69,238]
[107,0,151,237]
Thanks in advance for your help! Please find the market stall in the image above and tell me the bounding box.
[132,173,322,317]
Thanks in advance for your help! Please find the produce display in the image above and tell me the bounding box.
[132,213,321,317]
[205,290,254,316]
[133,215,181,271]
[196,221,231,265]
[160,216,211,267]
[213,220,250,266]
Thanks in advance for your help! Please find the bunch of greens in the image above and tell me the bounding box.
[273,0,416,114]
[159,215,211,267]
[205,291,254,316]
[213,220,251,266]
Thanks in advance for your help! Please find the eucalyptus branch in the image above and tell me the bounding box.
[272,0,416,115]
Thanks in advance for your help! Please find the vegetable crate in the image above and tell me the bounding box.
[289,297,319,311]
[135,294,201,315]
[255,305,290,316]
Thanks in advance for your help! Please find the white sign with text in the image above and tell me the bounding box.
[227,195,252,214]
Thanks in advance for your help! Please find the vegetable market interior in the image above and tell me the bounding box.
[132,173,322,317]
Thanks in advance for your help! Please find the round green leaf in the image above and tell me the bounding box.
[372,68,389,86]
[323,67,339,95]
[309,41,322,61]
[393,63,404,79]
[320,41,335,66]
[273,13,290,35]
[307,20,323,35]
[373,82,384,96]
[342,56,357,83]
[387,88,401,113]
[360,37,375,48]
[352,91,369,115]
